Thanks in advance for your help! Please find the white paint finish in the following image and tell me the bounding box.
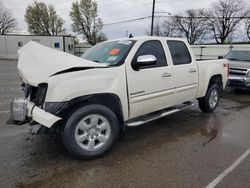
[46,65,129,120]
[125,38,175,118]
[18,41,106,86]
[196,59,228,98]
[16,36,228,126]
[172,42,199,104]
[26,100,61,128]
[173,64,198,104]
[130,89,175,103]
[206,148,250,188]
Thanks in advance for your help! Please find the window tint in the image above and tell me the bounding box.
[54,42,60,48]
[132,40,167,68]
[167,41,191,65]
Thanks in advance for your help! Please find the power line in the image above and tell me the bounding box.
[103,15,250,27]
[156,16,250,19]
[104,16,152,26]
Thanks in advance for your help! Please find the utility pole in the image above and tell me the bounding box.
[150,0,156,36]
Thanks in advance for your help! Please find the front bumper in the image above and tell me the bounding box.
[228,75,250,88]
[10,99,62,128]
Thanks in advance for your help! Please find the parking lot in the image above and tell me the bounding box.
[1,59,250,188]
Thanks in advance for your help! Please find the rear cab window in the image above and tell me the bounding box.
[167,40,192,65]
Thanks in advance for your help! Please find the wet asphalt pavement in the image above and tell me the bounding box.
[1,59,250,188]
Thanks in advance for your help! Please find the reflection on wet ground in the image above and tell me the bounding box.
[1,59,250,188]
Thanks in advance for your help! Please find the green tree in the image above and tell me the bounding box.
[70,0,107,45]
[25,1,65,36]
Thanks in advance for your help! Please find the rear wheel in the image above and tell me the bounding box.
[62,104,119,159]
[198,84,220,113]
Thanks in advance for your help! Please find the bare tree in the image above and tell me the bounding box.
[173,9,209,44]
[69,0,107,45]
[146,19,176,37]
[0,1,16,34]
[246,20,250,40]
[25,1,65,36]
[207,0,249,44]
[161,20,176,37]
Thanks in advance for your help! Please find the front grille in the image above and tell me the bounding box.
[229,68,248,76]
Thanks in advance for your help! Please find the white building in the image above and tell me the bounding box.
[0,35,75,59]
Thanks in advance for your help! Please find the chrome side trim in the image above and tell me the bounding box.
[130,89,175,103]
[126,102,194,127]
[176,84,198,93]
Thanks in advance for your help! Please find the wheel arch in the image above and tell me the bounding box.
[208,74,223,95]
[58,93,125,133]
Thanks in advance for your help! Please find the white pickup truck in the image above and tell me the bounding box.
[11,37,228,159]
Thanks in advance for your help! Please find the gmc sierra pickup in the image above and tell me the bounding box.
[11,37,228,159]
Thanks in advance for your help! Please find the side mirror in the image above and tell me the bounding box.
[218,56,224,59]
[132,55,157,71]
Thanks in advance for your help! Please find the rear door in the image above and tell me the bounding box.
[126,40,175,119]
[167,40,198,104]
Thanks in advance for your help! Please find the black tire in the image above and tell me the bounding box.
[62,104,119,159]
[198,84,220,113]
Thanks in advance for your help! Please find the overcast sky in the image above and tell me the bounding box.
[2,0,246,40]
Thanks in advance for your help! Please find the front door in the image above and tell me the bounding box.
[126,40,175,119]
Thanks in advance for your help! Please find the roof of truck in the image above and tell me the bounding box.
[108,36,188,42]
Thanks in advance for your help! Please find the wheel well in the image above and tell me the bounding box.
[208,75,223,95]
[59,93,125,133]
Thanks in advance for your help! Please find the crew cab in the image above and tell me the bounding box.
[223,50,250,89]
[10,37,228,159]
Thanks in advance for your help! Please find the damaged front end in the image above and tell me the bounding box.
[10,83,62,132]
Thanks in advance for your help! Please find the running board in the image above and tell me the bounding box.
[126,102,194,127]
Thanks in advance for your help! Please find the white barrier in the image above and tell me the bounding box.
[191,44,250,60]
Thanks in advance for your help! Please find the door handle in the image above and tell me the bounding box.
[189,68,197,73]
[161,72,172,77]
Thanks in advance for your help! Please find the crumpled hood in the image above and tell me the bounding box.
[229,60,250,70]
[18,41,106,86]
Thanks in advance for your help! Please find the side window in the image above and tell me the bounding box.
[132,40,167,69]
[167,41,191,65]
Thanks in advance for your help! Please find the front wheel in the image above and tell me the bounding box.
[62,104,119,159]
[198,84,220,113]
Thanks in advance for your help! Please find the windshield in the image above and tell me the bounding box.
[81,40,135,66]
[224,50,250,62]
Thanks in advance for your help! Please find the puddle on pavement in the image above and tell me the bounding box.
[2,90,250,188]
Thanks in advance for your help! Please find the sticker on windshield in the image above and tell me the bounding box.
[107,56,118,62]
[118,40,132,45]
[109,48,120,55]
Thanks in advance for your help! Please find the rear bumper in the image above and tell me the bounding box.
[10,99,61,128]
[228,75,250,88]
